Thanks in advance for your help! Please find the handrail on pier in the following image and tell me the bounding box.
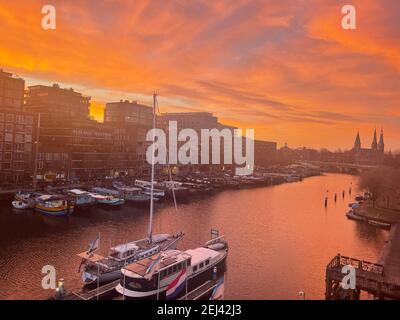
[329,254,383,275]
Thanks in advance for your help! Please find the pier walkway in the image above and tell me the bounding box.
[326,225,400,299]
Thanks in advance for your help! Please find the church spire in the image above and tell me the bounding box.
[378,128,384,153]
[371,128,378,150]
[354,131,361,151]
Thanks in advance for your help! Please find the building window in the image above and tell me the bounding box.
[14,153,24,160]
[25,144,32,152]
[16,115,24,124]
[4,152,12,161]
[5,114,14,122]
[25,116,33,125]
[14,144,24,151]
[4,133,13,142]
[5,124,14,132]
[14,134,24,143]
[0,113,4,122]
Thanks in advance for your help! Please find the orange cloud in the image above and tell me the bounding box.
[0,0,399,150]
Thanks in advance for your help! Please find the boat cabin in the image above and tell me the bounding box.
[160,181,183,189]
[120,247,221,293]
[109,241,160,262]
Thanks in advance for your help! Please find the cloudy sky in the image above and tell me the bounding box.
[0,0,399,150]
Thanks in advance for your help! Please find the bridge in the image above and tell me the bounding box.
[299,161,378,173]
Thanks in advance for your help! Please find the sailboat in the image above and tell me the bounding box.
[77,93,183,286]
[116,94,228,300]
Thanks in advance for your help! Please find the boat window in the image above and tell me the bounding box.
[172,265,177,273]
[193,265,198,272]
[205,259,210,266]
[199,262,204,269]
[177,263,182,271]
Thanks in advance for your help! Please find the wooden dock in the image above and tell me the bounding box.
[326,227,400,300]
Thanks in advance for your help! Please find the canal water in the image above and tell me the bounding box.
[0,173,388,299]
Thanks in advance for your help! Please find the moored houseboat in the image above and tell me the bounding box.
[68,189,95,206]
[116,236,228,300]
[113,183,152,204]
[34,195,74,216]
[90,193,125,206]
[159,181,190,201]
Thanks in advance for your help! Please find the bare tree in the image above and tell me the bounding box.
[359,167,400,208]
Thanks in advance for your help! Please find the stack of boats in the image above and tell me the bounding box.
[72,94,228,301]
[13,191,75,216]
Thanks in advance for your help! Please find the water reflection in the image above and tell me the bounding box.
[0,173,388,299]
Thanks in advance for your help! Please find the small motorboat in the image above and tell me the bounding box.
[68,189,95,206]
[12,200,29,210]
[90,194,124,206]
[355,195,364,202]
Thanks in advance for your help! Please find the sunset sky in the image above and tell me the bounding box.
[0,0,399,150]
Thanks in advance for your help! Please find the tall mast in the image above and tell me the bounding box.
[147,93,157,243]
[33,112,41,191]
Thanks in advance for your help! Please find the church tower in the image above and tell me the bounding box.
[378,128,385,153]
[353,131,361,151]
[371,129,378,150]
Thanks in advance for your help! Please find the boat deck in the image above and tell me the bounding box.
[71,280,120,300]
[178,280,218,300]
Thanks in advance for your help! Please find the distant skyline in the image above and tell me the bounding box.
[1,0,399,150]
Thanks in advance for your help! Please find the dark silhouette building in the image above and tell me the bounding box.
[104,100,153,176]
[0,70,38,185]
[25,84,113,180]
[350,129,385,165]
